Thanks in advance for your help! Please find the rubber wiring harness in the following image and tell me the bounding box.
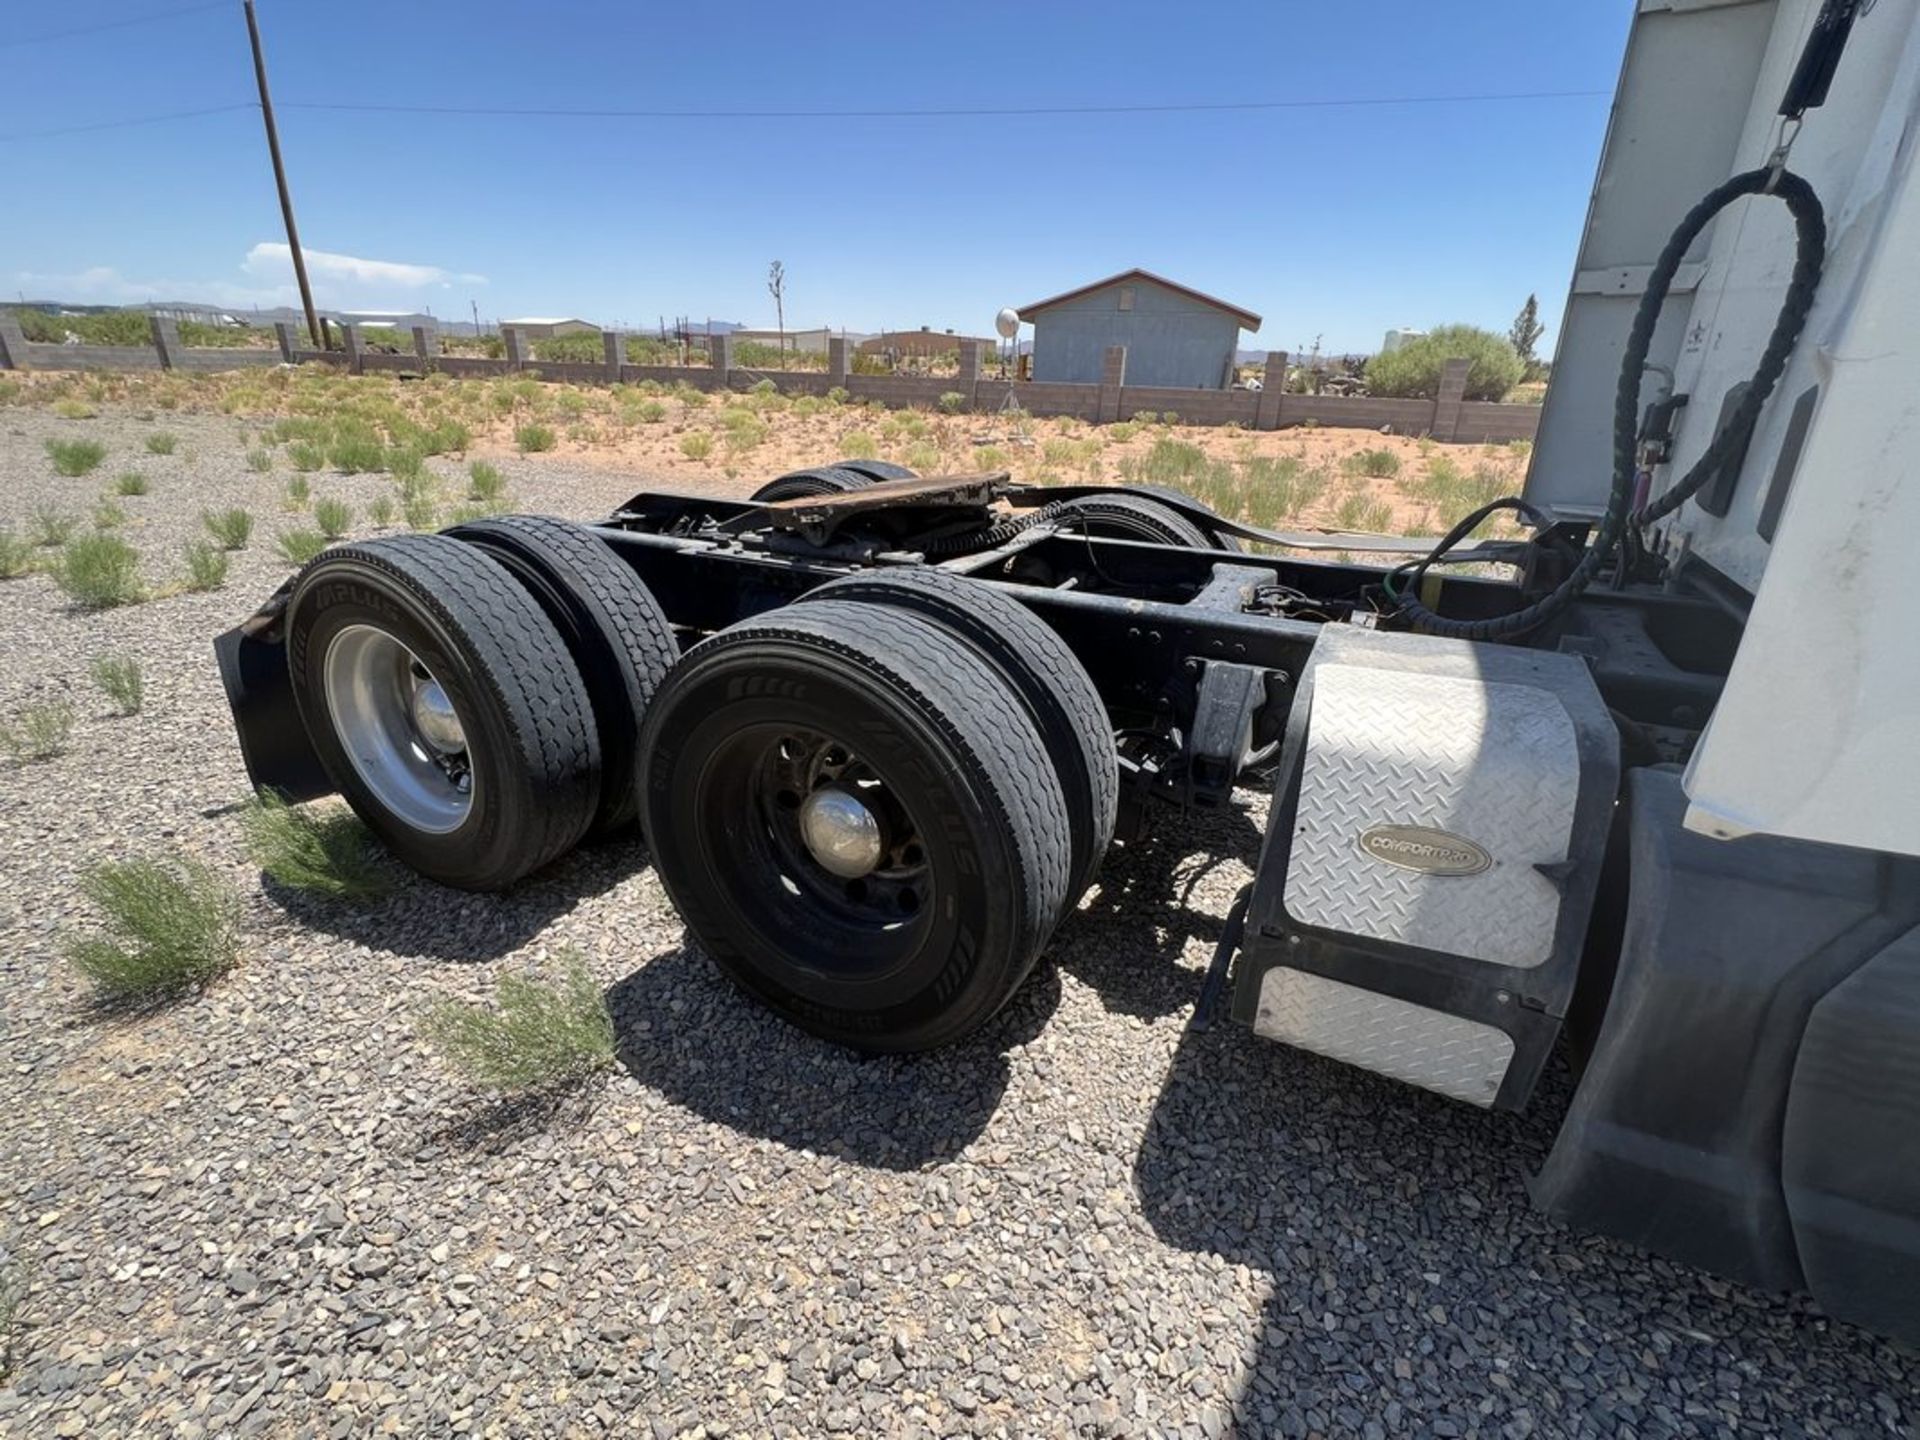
[1390,167,1826,640]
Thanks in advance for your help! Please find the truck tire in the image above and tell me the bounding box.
[751,466,873,502]
[638,599,1072,1051]
[286,535,601,890]
[1054,493,1215,548]
[445,514,678,836]
[1130,484,1242,550]
[833,459,916,484]
[799,566,1116,901]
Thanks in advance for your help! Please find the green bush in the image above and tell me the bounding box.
[938,391,968,414]
[284,475,311,510]
[0,700,74,763]
[402,486,440,531]
[202,507,253,550]
[468,461,506,503]
[386,446,424,482]
[635,399,667,424]
[182,540,229,592]
[287,441,325,472]
[29,504,78,548]
[1334,492,1393,533]
[328,430,386,474]
[275,529,328,565]
[0,1250,26,1381]
[0,529,33,580]
[679,431,714,461]
[91,497,127,531]
[530,332,604,364]
[91,655,144,715]
[46,438,106,477]
[144,432,178,455]
[514,422,556,454]
[114,470,149,496]
[241,792,389,900]
[245,448,272,473]
[419,953,615,1090]
[66,857,239,1003]
[313,497,353,540]
[826,386,849,405]
[1346,447,1402,479]
[55,533,143,608]
[52,398,96,420]
[368,494,396,528]
[1366,324,1523,402]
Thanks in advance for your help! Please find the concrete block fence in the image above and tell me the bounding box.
[1,315,1539,444]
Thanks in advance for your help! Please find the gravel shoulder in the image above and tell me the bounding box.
[0,401,1913,1438]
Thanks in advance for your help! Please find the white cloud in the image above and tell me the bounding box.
[14,243,487,311]
[242,243,486,291]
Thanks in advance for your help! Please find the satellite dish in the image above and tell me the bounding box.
[995,307,1020,339]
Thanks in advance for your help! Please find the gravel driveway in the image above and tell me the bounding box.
[0,403,1913,1437]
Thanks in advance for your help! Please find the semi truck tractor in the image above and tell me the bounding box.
[217,0,1920,1345]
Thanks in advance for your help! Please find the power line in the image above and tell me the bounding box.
[280,89,1611,122]
[0,0,227,49]
[0,103,255,143]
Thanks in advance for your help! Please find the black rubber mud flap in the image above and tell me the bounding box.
[213,590,332,802]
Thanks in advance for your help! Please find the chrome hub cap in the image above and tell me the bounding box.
[323,625,474,834]
[798,786,884,878]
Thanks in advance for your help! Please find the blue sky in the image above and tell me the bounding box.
[2,1,1631,353]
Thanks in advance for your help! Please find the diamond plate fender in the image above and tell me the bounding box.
[1233,626,1618,1111]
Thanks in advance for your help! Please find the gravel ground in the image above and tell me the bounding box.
[1,402,1915,1438]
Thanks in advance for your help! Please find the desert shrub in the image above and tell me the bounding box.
[826,386,849,405]
[1366,324,1523,402]
[91,497,127,531]
[241,792,389,900]
[275,529,328,565]
[635,399,667,424]
[287,441,325,472]
[0,530,33,580]
[29,504,78,548]
[0,1250,26,1380]
[402,488,439,531]
[975,445,1009,470]
[419,953,615,1090]
[245,448,272,473]
[368,495,396,528]
[312,497,353,540]
[840,430,877,456]
[91,656,143,715]
[114,471,149,496]
[679,431,714,461]
[53,399,96,420]
[1106,421,1143,443]
[328,430,386,474]
[530,333,604,364]
[722,410,769,453]
[1131,411,1158,425]
[202,507,253,549]
[46,438,106,476]
[65,857,239,1002]
[284,476,312,511]
[144,432,178,455]
[468,461,506,503]
[1346,447,1402,479]
[182,540,229,592]
[0,700,74,763]
[384,447,424,484]
[1121,436,1208,485]
[904,441,941,473]
[1333,492,1393,533]
[55,533,143,608]
[514,422,556,454]
[938,391,968,414]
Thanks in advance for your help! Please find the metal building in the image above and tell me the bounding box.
[1019,269,1260,390]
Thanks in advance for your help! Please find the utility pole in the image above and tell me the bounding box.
[470,298,481,338]
[243,0,321,347]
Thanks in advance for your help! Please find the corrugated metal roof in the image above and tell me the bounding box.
[1017,269,1261,331]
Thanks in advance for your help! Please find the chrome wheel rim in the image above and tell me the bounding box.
[323,624,474,833]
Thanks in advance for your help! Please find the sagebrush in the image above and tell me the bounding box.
[241,792,390,900]
[419,954,615,1090]
[66,857,239,1002]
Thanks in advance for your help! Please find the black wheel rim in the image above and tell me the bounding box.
[693,721,938,985]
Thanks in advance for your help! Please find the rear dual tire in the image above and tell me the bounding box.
[639,599,1076,1052]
